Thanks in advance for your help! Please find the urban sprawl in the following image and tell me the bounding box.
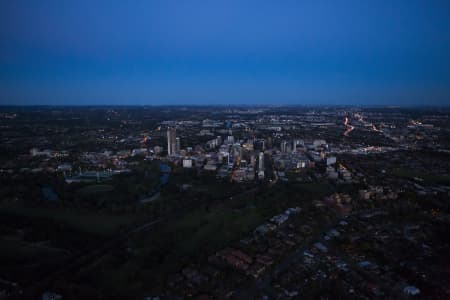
[0,106,449,300]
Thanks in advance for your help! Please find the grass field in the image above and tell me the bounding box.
[77,184,114,195]
[0,237,67,265]
[167,206,269,255]
[0,203,144,236]
[72,180,340,297]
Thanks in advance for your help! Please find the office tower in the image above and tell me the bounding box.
[167,127,176,156]
[258,152,264,171]
[281,140,288,153]
[176,137,181,154]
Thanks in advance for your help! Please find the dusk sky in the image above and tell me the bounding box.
[1,0,450,106]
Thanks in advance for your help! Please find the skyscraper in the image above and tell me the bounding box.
[258,152,264,171]
[258,151,265,179]
[167,127,177,156]
[281,140,288,153]
[176,137,181,154]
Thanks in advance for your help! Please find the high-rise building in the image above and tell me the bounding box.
[167,127,176,156]
[258,151,265,179]
[176,137,181,153]
[281,140,288,153]
[258,152,264,171]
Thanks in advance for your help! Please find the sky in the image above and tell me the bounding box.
[1,0,450,106]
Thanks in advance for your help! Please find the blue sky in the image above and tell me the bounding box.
[1,0,450,105]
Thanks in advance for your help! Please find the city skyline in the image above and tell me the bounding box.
[1,105,449,298]
[1,2,449,297]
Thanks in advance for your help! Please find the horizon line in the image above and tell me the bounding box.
[1,104,450,108]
